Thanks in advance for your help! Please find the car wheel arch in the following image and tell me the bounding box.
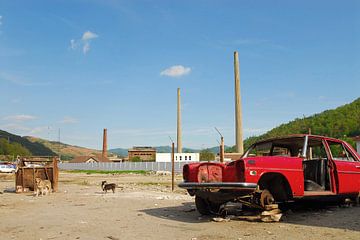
[257,172,293,202]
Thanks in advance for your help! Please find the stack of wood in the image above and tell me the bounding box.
[260,204,282,222]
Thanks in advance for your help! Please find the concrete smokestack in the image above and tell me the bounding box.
[177,88,182,153]
[102,128,108,158]
[234,51,244,154]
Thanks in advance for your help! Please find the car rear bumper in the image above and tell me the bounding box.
[178,182,258,190]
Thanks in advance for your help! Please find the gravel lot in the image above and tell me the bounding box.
[0,172,359,240]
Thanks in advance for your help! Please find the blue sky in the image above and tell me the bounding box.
[0,0,359,150]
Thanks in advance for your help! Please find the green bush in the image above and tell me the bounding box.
[130,156,142,162]
[0,139,31,156]
[200,150,215,161]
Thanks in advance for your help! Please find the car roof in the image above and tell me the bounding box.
[254,134,342,145]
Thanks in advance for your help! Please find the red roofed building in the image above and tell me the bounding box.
[69,154,111,163]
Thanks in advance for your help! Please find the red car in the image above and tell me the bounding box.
[179,134,360,214]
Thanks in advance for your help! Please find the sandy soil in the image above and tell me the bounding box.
[0,172,359,240]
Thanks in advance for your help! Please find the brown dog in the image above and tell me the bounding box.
[101,181,116,194]
[34,178,52,197]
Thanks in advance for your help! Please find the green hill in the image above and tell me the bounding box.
[0,130,56,156]
[241,97,360,150]
[25,136,101,160]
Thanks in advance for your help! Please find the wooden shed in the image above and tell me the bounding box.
[15,157,59,193]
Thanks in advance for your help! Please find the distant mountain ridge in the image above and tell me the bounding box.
[109,145,230,156]
[0,130,55,156]
[25,136,101,160]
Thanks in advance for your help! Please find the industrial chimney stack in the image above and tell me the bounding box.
[177,88,183,153]
[102,128,108,158]
[234,51,244,154]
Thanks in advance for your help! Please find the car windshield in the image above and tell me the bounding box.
[244,137,305,157]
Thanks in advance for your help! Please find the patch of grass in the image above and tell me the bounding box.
[63,170,149,175]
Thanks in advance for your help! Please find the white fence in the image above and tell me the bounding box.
[58,162,192,173]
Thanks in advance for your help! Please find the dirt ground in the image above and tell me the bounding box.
[0,172,359,240]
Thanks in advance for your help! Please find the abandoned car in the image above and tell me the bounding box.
[179,134,360,214]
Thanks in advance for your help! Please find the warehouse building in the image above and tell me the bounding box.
[155,153,199,162]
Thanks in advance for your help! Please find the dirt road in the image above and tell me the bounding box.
[0,172,359,240]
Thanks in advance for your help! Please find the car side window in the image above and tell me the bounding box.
[302,138,328,160]
[248,142,272,156]
[327,141,355,162]
[272,146,291,156]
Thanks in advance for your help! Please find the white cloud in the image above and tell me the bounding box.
[29,126,49,134]
[83,42,90,54]
[59,116,78,124]
[3,114,37,122]
[82,31,98,41]
[70,30,99,55]
[160,65,191,77]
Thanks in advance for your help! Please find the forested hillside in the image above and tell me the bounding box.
[25,136,101,160]
[0,130,55,157]
[241,98,360,150]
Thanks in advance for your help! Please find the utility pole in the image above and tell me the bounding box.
[177,88,182,153]
[234,51,244,154]
[58,128,61,161]
[215,127,224,163]
[169,136,175,192]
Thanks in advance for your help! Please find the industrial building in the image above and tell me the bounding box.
[128,147,156,161]
[155,153,199,162]
[69,155,111,163]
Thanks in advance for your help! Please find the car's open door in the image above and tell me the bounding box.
[326,140,360,194]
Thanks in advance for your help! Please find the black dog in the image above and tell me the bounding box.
[101,181,116,194]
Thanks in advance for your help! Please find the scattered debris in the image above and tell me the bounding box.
[155,196,170,200]
[155,171,171,176]
[107,236,120,240]
[215,202,282,223]
[73,204,86,207]
[212,217,231,222]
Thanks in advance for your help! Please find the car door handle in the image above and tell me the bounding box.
[356,166,360,169]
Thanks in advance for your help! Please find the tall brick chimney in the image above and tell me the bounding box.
[102,128,107,158]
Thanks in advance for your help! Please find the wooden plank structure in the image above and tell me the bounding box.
[15,156,59,193]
